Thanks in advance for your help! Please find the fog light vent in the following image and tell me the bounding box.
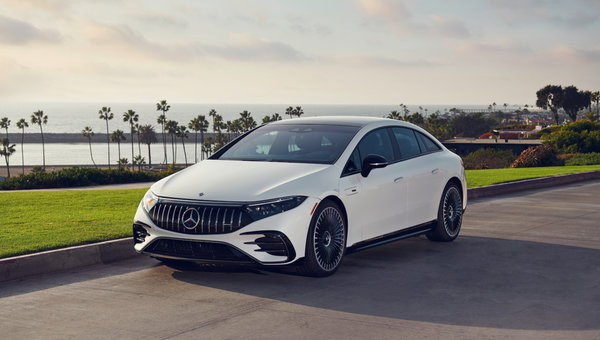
[133,224,149,244]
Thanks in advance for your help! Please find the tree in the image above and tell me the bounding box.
[262,113,282,123]
[176,125,189,166]
[165,120,178,165]
[111,129,126,169]
[0,138,16,178]
[156,100,170,164]
[0,117,10,139]
[134,123,142,157]
[591,91,600,115]
[387,110,401,120]
[81,126,97,167]
[239,110,256,131]
[203,136,214,159]
[536,85,564,124]
[123,109,139,164]
[293,106,304,118]
[118,158,129,170]
[562,86,591,122]
[285,106,294,119]
[188,115,208,162]
[139,124,157,167]
[209,109,218,132]
[98,106,114,168]
[30,110,48,170]
[133,155,145,171]
[16,118,28,175]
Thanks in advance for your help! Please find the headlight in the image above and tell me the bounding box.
[244,196,307,221]
[142,189,158,213]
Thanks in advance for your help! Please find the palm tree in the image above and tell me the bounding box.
[0,138,16,178]
[30,110,48,170]
[176,125,189,166]
[165,120,178,166]
[16,118,28,175]
[591,91,600,115]
[287,106,303,118]
[111,129,126,170]
[98,106,114,168]
[208,109,218,132]
[0,117,10,139]
[138,125,157,167]
[118,158,129,170]
[123,109,139,164]
[81,126,97,168]
[133,155,145,171]
[134,123,142,157]
[156,114,167,164]
[387,110,401,120]
[156,100,170,164]
[188,115,208,162]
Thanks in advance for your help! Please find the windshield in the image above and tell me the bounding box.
[217,124,360,164]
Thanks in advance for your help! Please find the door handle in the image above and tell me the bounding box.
[394,177,403,183]
[344,187,359,196]
[431,168,439,174]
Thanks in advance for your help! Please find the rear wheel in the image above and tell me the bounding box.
[427,183,463,242]
[298,201,346,277]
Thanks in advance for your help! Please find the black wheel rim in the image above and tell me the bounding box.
[443,186,462,237]
[314,207,345,271]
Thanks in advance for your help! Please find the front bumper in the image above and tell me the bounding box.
[132,197,319,265]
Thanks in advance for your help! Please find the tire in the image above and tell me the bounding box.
[427,183,463,242]
[298,200,347,277]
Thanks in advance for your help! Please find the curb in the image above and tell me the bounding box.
[0,238,135,282]
[1,171,599,283]
[467,170,600,200]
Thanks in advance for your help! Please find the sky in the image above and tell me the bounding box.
[0,0,598,106]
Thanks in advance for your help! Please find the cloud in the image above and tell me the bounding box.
[0,15,62,45]
[550,45,600,63]
[344,56,438,68]
[355,0,411,21]
[81,21,309,63]
[355,1,470,39]
[208,34,310,62]
[452,39,531,54]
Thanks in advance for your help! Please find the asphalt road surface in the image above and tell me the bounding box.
[1,181,599,339]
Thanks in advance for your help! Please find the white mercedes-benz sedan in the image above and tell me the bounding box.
[133,116,467,276]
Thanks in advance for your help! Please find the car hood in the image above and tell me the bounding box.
[151,160,333,202]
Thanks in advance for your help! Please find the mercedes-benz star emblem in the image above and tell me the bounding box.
[181,208,200,230]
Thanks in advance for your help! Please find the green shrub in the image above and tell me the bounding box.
[564,152,600,166]
[542,121,600,153]
[511,145,563,168]
[0,167,177,190]
[462,148,516,170]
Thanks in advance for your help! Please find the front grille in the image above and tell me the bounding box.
[144,239,254,262]
[149,201,252,235]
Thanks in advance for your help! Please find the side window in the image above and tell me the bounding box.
[392,127,421,160]
[417,132,442,152]
[342,148,362,176]
[357,128,395,164]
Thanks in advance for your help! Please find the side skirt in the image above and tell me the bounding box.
[346,221,435,254]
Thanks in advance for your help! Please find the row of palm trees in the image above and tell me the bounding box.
[1,111,48,177]
[0,103,305,178]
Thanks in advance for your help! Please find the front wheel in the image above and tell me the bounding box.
[427,183,463,242]
[298,201,347,277]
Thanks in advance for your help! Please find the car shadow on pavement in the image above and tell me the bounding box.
[171,235,600,331]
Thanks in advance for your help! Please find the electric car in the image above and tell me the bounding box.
[133,116,466,276]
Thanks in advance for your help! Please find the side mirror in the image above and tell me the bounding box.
[361,154,388,177]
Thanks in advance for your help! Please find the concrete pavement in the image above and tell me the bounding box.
[0,181,599,339]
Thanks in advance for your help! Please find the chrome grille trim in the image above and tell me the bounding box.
[148,202,250,235]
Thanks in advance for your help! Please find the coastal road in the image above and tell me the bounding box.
[1,181,599,339]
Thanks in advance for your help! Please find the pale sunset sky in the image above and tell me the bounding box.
[0,0,598,105]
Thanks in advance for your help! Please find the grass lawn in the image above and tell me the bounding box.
[1,164,599,259]
[465,164,600,188]
[0,188,147,258]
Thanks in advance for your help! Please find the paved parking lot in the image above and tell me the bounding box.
[1,181,599,339]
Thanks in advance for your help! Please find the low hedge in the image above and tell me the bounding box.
[511,145,562,168]
[564,152,600,166]
[462,148,516,170]
[0,167,176,190]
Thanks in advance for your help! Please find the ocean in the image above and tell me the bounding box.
[0,102,492,166]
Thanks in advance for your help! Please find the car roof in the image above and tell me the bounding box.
[267,116,388,127]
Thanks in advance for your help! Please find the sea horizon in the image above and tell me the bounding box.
[0,102,519,134]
